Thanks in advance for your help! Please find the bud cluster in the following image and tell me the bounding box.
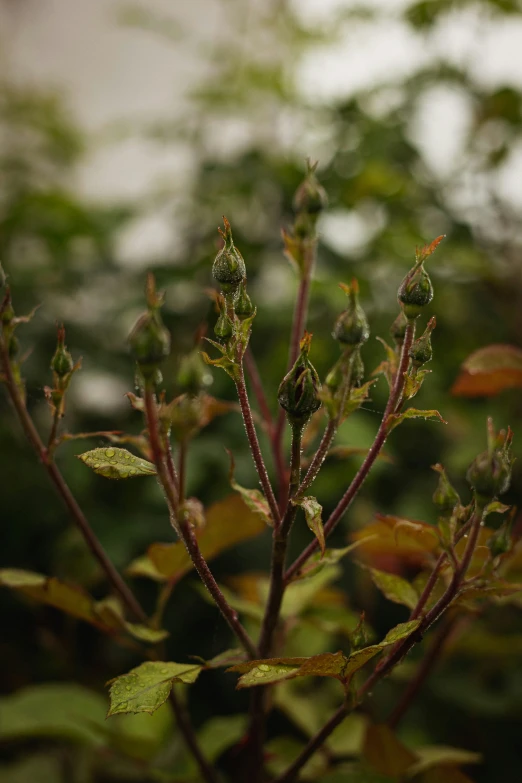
[128,274,171,385]
[466,420,514,505]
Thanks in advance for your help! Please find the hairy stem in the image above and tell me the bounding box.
[285,322,416,581]
[247,423,304,783]
[143,385,257,658]
[0,336,147,624]
[273,241,316,504]
[235,363,280,526]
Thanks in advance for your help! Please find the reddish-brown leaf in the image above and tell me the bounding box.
[451,344,522,397]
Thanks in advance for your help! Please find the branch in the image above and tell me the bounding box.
[235,362,280,526]
[285,322,416,581]
[168,692,219,783]
[0,335,147,624]
[143,385,257,658]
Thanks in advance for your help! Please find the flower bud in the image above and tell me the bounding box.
[432,463,460,516]
[293,160,328,217]
[235,279,254,318]
[177,349,213,396]
[466,423,514,504]
[409,316,436,369]
[212,217,246,295]
[390,310,408,347]
[51,325,74,378]
[278,332,321,426]
[398,262,433,320]
[488,517,513,558]
[214,310,233,340]
[332,280,370,347]
[128,310,171,373]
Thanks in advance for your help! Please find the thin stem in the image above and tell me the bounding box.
[273,241,316,503]
[297,420,336,498]
[247,423,304,783]
[286,322,416,581]
[273,703,347,783]
[0,336,147,624]
[235,363,280,526]
[47,407,61,454]
[169,692,219,783]
[164,436,180,494]
[143,385,257,658]
[178,437,188,506]
[388,616,464,730]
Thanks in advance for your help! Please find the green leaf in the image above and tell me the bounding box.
[127,494,266,582]
[0,571,166,643]
[289,539,378,582]
[107,661,202,716]
[77,447,156,479]
[228,450,273,526]
[281,564,342,618]
[403,368,431,402]
[0,684,107,745]
[386,408,447,434]
[0,753,63,783]
[228,620,421,689]
[407,745,482,777]
[365,566,419,610]
[293,495,325,555]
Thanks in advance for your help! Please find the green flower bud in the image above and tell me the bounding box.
[214,310,233,340]
[432,463,460,516]
[409,316,436,368]
[293,160,328,216]
[51,325,74,378]
[212,217,246,295]
[466,423,514,504]
[128,310,171,371]
[390,310,408,347]
[177,349,213,396]
[398,262,433,320]
[488,517,513,558]
[332,279,370,347]
[325,355,344,393]
[278,332,322,426]
[235,279,254,318]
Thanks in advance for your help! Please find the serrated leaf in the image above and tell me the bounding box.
[0,570,166,643]
[228,450,273,526]
[386,408,447,434]
[126,494,265,582]
[77,447,156,479]
[107,661,202,716]
[365,566,419,610]
[228,620,421,689]
[293,495,325,555]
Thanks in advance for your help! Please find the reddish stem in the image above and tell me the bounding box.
[285,322,416,581]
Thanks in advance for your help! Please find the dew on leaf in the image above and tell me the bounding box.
[253,669,266,679]
[258,664,270,672]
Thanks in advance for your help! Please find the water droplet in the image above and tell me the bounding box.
[118,701,129,710]
[124,453,131,460]
[258,664,270,672]
[253,669,265,679]
[105,448,115,457]
[161,668,169,675]
[93,463,100,469]
[125,685,131,691]
[110,460,117,465]
[129,468,137,475]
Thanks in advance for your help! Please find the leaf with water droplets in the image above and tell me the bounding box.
[77,447,156,479]
[386,408,447,434]
[293,496,325,555]
[107,661,202,716]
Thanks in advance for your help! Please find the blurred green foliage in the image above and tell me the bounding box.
[2,0,522,781]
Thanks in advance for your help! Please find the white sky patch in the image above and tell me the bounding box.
[494,140,522,211]
[320,204,387,258]
[115,210,181,269]
[71,370,129,414]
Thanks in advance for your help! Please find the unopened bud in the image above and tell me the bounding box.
[398,262,433,320]
[177,349,213,396]
[278,332,321,426]
[332,280,370,347]
[293,160,328,217]
[488,517,513,558]
[214,310,233,340]
[390,310,408,347]
[129,310,171,374]
[432,463,460,516]
[409,317,436,368]
[466,422,514,504]
[235,279,254,318]
[212,217,246,295]
[51,326,74,378]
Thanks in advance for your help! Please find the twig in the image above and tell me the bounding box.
[169,692,219,783]
[143,385,257,658]
[285,322,416,581]
[273,702,347,783]
[0,335,147,624]
[235,362,280,526]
